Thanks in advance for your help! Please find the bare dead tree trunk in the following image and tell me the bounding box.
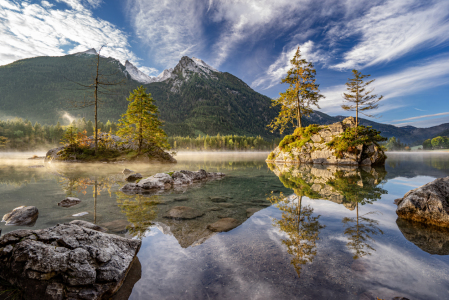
[94,54,99,155]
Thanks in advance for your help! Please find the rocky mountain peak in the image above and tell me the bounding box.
[173,56,219,78]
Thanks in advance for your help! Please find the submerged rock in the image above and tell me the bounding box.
[125,173,143,182]
[0,223,141,299]
[396,218,449,255]
[2,206,39,226]
[58,197,81,208]
[120,169,225,194]
[69,220,107,233]
[246,208,260,218]
[267,117,386,166]
[207,218,240,232]
[122,168,134,174]
[395,176,449,227]
[164,206,204,220]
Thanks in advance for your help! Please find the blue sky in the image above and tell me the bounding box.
[1,0,449,127]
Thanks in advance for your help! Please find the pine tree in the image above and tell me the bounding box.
[342,70,383,127]
[268,47,324,133]
[117,86,169,154]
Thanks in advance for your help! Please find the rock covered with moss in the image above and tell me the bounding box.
[45,134,176,164]
[267,117,386,166]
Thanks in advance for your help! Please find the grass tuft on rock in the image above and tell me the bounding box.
[278,124,321,152]
[326,126,387,159]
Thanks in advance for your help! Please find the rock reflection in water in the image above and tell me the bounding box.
[268,163,388,261]
[396,218,449,255]
[269,193,324,277]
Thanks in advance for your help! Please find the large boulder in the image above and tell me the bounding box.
[121,169,225,194]
[44,134,176,164]
[2,206,39,226]
[395,176,449,227]
[267,117,386,166]
[0,223,141,300]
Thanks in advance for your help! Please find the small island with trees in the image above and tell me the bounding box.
[266,47,387,166]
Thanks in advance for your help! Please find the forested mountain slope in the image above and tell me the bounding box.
[0,51,446,143]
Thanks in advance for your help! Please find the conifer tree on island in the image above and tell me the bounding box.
[117,86,169,154]
[268,46,324,133]
[342,70,383,127]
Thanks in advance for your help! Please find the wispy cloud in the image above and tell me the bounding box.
[319,54,449,116]
[414,108,426,112]
[252,41,329,89]
[391,112,449,123]
[0,0,149,73]
[331,0,449,69]
[126,0,207,68]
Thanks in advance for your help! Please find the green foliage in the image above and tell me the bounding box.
[268,47,324,132]
[423,138,432,150]
[117,86,169,154]
[431,136,449,149]
[341,70,383,126]
[326,170,387,205]
[168,134,279,151]
[326,126,387,158]
[278,124,321,153]
[385,136,406,151]
[267,151,276,160]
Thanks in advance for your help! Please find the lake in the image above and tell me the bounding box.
[1,152,449,300]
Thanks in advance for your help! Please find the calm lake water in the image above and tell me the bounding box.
[1,152,449,300]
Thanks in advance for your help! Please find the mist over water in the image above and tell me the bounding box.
[0,151,449,299]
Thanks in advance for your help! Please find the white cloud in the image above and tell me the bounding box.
[331,0,449,69]
[209,0,312,67]
[392,112,449,123]
[0,0,150,74]
[319,54,449,117]
[126,0,206,68]
[252,41,329,89]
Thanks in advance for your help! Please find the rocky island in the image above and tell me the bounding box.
[45,133,176,164]
[267,117,386,166]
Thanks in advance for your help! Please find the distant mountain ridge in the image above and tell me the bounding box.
[0,51,446,143]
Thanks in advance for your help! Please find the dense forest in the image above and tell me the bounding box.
[0,117,278,151]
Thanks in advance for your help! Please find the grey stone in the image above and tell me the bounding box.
[0,223,141,300]
[207,218,240,232]
[125,173,143,182]
[122,168,134,174]
[69,220,107,232]
[2,206,39,226]
[120,169,225,194]
[58,197,81,208]
[395,176,449,227]
[164,206,204,219]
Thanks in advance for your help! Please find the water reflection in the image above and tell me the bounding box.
[342,209,383,259]
[268,163,388,263]
[396,218,449,255]
[269,193,324,277]
[116,192,159,239]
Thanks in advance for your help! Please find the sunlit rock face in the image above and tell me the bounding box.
[268,163,387,209]
[395,176,449,228]
[0,223,141,300]
[396,218,449,255]
[267,117,386,166]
